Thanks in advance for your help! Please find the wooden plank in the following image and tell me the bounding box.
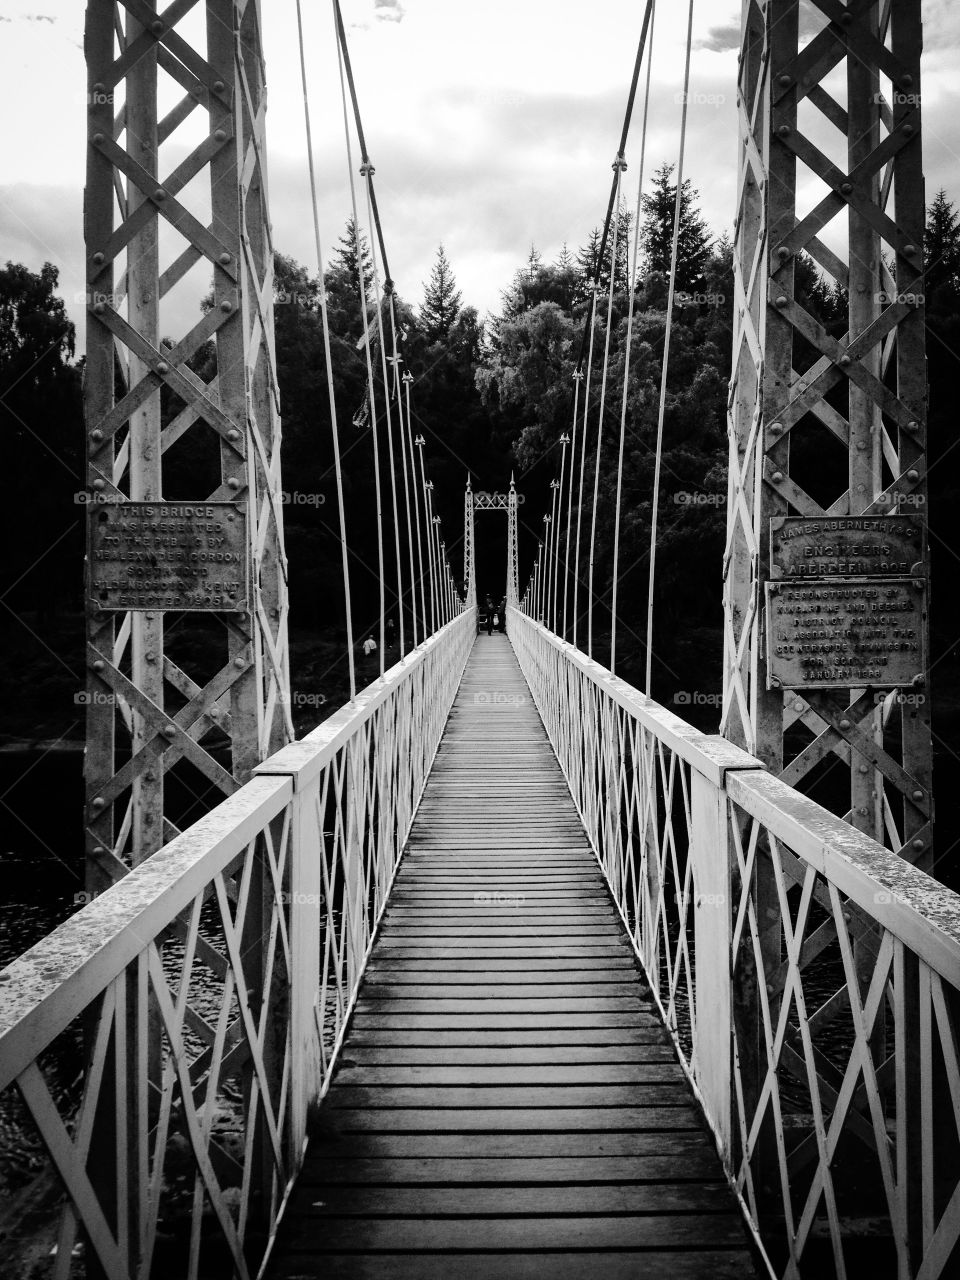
[272,1251,755,1280]
[332,1064,685,1086]
[320,1107,702,1132]
[344,1027,668,1046]
[326,1085,694,1108]
[300,1183,735,1215]
[340,1045,677,1065]
[310,1131,714,1158]
[300,1154,722,1183]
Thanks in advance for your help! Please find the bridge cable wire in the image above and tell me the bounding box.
[586,161,624,659]
[561,370,583,640]
[294,0,356,699]
[572,287,598,645]
[335,27,387,676]
[645,0,696,695]
[611,0,657,676]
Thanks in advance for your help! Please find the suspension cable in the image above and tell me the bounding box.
[294,0,356,699]
[572,288,598,650]
[587,161,624,658]
[646,0,696,695]
[611,0,656,676]
[562,371,582,640]
[335,23,386,677]
[392,308,418,649]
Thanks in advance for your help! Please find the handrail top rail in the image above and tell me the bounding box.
[727,768,960,985]
[506,607,763,786]
[0,773,293,1093]
[509,606,960,986]
[256,610,476,791]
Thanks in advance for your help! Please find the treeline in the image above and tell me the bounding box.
[3,176,960,722]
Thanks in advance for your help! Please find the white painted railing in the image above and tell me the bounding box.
[508,605,960,1280]
[0,610,475,1280]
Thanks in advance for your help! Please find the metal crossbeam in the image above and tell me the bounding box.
[83,0,290,887]
[723,0,932,866]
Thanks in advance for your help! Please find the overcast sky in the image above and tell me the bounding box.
[2,0,960,347]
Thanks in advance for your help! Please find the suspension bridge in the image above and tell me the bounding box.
[1,1,958,1278]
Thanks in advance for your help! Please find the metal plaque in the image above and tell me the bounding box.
[770,515,925,579]
[766,577,926,690]
[88,501,248,612]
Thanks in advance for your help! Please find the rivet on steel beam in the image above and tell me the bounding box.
[151,19,164,35]
[93,82,105,93]
[843,911,852,923]
[902,74,914,88]
[234,656,246,669]
[220,299,233,312]
[912,838,924,851]
[793,699,804,712]
[156,361,169,374]
[840,10,852,22]
[906,469,919,481]
[92,846,107,857]
[215,128,227,142]
[775,295,788,308]
[839,718,851,729]
[777,124,791,136]
[92,659,104,672]
[90,429,103,443]
[92,132,104,145]
[769,422,783,433]
[912,789,924,801]
[92,479,105,491]
[93,301,106,314]
[778,74,791,87]
[219,251,231,264]
[905,420,919,432]
[771,471,783,483]
[93,252,105,265]
[227,428,241,441]
[903,244,918,257]
[839,354,851,365]
[840,182,853,195]
[227,477,241,489]
[162,724,176,739]
[776,246,790,260]
[92,796,105,809]
[912,673,925,685]
[859,764,869,774]
[213,80,225,93]
[903,125,914,137]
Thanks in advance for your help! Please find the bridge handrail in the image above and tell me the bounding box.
[0,608,476,1279]
[508,605,960,1277]
[508,607,960,984]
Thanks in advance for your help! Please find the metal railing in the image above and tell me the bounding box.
[0,610,475,1280]
[508,605,960,1280]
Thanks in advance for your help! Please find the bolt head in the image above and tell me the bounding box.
[92,796,105,809]
[775,295,788,308]
[92,479,105,491]
[151,19,164,34]
[906,469,919,481]
[839,354,851,366]
[214,128,227,143]
[93,301,106,314]
[840,182,853,195]
[903,244,918,257]
[92,132,104,145]
[220,299,232,312]
[227,477,241,489]
[912,789,924,801]
[92,659,104,672]
[905,420,919,432]
[776,246,790,260]
[903,124,914,137]
[156,360,169,374]
[839,718,851,729]
[92,251,105,265]
[90,429,103,442]
[227,428,240,441]
[213,80,225,93]
[771,470,783,482]
[777,124,791,137]
[162,724,176,739]
[912,838,924,851]
[234,656,246,669]
[778,74,791,87]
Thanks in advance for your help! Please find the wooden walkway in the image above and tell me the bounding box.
[269,635,759,1279]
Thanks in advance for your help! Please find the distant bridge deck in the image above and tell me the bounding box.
[268,636,758,1278]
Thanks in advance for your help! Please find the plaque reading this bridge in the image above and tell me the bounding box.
[770,514,925,578]
[88,502,248,612]
[765,578,926,689]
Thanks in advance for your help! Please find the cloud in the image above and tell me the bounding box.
[374,0,405,22]
[697,21,739,54]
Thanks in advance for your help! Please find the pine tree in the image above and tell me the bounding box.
[420,244,463,343]
[925,189,960,306]
[328,217,374,300]
[574,210,633,302]
[640,163,712,295]
[555,243,574,273]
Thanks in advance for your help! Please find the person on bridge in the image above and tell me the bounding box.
[498,597,506,634]
[485,595,495,635]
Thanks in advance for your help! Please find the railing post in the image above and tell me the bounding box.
[690,770,734,1158]
[289,771,322,1158]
